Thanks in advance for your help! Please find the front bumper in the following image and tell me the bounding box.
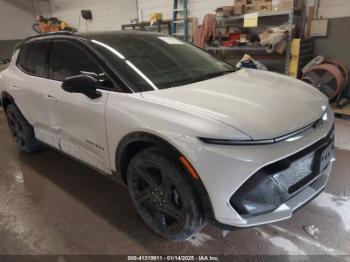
[173,112,335,228]
[223,159,333,228]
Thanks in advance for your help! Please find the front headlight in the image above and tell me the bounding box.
[198,137,274,145]
[199,106,332,146]
[322,106,331,122]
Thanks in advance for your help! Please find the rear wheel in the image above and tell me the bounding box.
[127,147,204,240]
[5,104,41,152]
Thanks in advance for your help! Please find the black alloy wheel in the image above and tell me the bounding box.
[127,147,204,240]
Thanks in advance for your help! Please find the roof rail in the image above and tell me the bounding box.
[24,31,74,41]
[14,31,74,51]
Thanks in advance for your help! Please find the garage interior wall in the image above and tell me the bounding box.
[37,0,236,30]
[137,0,235,23]
[1,0,349,71]
[312,0,350,70]
[0,0,35,59]
[316,0,350,19]
[36,0,138,32]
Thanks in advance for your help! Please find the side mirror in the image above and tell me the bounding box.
[62,74,102,99]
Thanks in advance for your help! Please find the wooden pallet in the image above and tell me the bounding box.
[332,105,350,118]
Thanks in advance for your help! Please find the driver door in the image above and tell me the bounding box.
[46,39,113,173]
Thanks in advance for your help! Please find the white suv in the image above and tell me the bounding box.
[0,31,335,240]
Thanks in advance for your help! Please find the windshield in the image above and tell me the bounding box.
[86,32,237,92]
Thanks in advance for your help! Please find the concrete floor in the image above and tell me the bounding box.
[0,107,350,255]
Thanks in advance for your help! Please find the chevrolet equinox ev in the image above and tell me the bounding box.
[0,31,335,240]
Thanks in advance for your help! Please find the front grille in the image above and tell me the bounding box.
[230,125,334,216]
[263,125,334,194]
[273,151,315,193]
[288,139,333,194]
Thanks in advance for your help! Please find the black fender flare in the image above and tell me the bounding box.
[115,131,216,220]
[0,91,15,109]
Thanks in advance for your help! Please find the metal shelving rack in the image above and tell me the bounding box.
[207,9,303,75]
[121,21,172,34]
[122,18,198,43]
[215,9,294,22]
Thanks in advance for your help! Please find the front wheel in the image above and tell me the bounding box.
[127,147,204,240]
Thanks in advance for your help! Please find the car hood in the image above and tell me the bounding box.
[141,69,329,140]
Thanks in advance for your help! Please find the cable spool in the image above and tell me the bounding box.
[323,60,349,86]
[302,63,346,101]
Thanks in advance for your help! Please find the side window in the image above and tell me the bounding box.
[50,40,103,82]
[0,56,6,65]
[17,41,50,78]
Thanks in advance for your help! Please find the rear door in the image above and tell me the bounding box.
[46,39,113,173]
[10,40,57,147]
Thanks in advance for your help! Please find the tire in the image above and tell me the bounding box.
[5,104,41,153]
[127,146,204,240]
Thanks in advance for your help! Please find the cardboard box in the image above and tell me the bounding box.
[149,13,162,22]
[272,0,279,11]
[216,8,224,17]
[272,0,304,11]
[246,0,260,4]
[245,3,258,13]
[223,6,234,16]
[234,3,245,15]
[216,7,234,17]
[279,0,293,10]
[258,2,272,11]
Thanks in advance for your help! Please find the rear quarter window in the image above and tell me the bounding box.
[17,41,50,78]
[0,56,7,65]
